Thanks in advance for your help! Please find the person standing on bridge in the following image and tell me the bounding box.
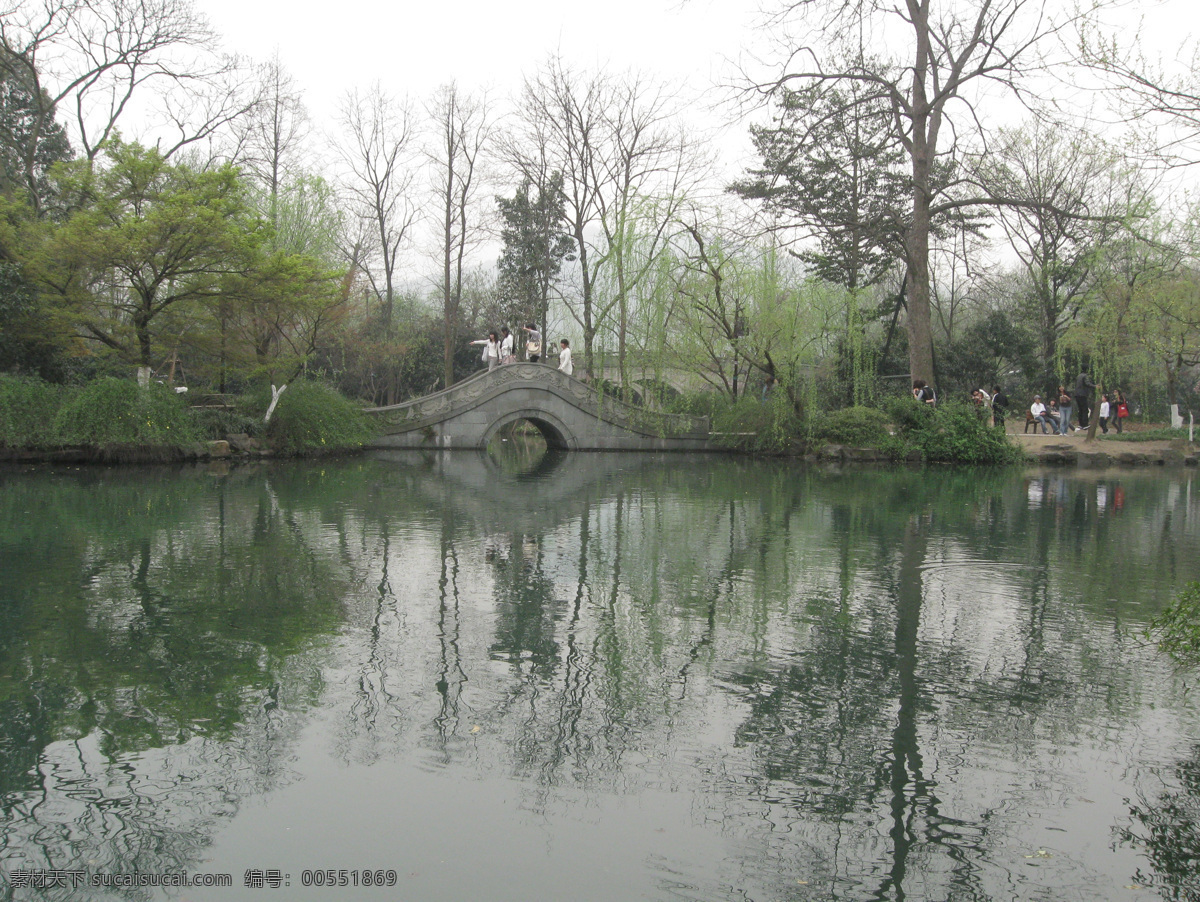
[470,331,502,371]
[524,323,542,362]
[558,339,573,377]
[500,327,515,364]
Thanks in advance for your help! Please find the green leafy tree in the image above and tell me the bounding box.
[202,173,348,390]
[1121,269,1200,409]
[0,58,74,376]
[1064,215,1199,412]
[205,246,345,389]
[26,141,265,380]
[0,194,81,377]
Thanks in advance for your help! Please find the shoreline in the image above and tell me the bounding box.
[2,434,1197,469]
[0,440,359,465]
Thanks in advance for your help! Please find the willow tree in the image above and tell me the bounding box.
[671,226,841,413]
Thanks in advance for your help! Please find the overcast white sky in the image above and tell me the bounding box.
[200,0,758,123]
[193,0,1200,180]
[197,0,1200,110]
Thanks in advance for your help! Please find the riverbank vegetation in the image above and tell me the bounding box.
[1,0,1199,462]
[0,374,375,457]
[674,391,1023,463]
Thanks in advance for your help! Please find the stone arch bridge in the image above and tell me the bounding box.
[367,363,711,452]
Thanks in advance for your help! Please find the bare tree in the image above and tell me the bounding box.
[0,0,246,195]
[426,82,494,388]
[594,73,702,386]
[753,0,1101,388]
[1080,23,1200,169]
[231,53,309,223]
[334,83,417,333]
[979,120,1144,389]
[511,59,603,373]
[928,221,988,346]
[511,57,701,380]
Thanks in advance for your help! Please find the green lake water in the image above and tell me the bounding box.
[0,453,1198,901]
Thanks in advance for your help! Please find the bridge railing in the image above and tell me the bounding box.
[366,363,709,438]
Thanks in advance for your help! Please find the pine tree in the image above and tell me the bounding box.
[496,172,574,342]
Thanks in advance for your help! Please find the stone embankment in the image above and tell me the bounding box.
[1014,434,1198,468]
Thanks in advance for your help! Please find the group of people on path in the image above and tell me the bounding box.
[1028,367,1129,435]
[915,365,1131,436]
[469,324,573,377]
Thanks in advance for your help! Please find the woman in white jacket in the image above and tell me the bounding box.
[470,331,502,371]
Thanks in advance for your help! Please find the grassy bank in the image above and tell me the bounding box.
[0,375,377,460]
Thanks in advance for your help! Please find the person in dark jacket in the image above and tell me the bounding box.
[912,379,936,406]
[991,385,1009,430]
[1074,366,1096,429]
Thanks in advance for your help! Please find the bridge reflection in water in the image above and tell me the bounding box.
[366,363,711,452]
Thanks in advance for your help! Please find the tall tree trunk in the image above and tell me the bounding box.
[905,210,934,388]
[443,160,456,389]
[577,223,595,378]
[904,1,935,389]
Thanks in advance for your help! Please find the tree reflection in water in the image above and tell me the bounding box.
[0,459,1197,900]
[0,467,344,889]
[1121,744,1200,902]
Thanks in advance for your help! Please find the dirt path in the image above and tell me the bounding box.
[1011,432,1195,455]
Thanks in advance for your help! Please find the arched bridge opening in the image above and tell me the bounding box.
[481,410,573,452]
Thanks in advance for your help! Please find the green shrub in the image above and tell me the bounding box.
[884,398,1022,465]
[809,405,890,447]
[884,396,937,434]
[0,375,65,448]
[191,405,263,441]
[263,380,376,453]
[54,378,199,447]
[670,392,802,453]
[667,390,727,420]
[1151,582,1200,667]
